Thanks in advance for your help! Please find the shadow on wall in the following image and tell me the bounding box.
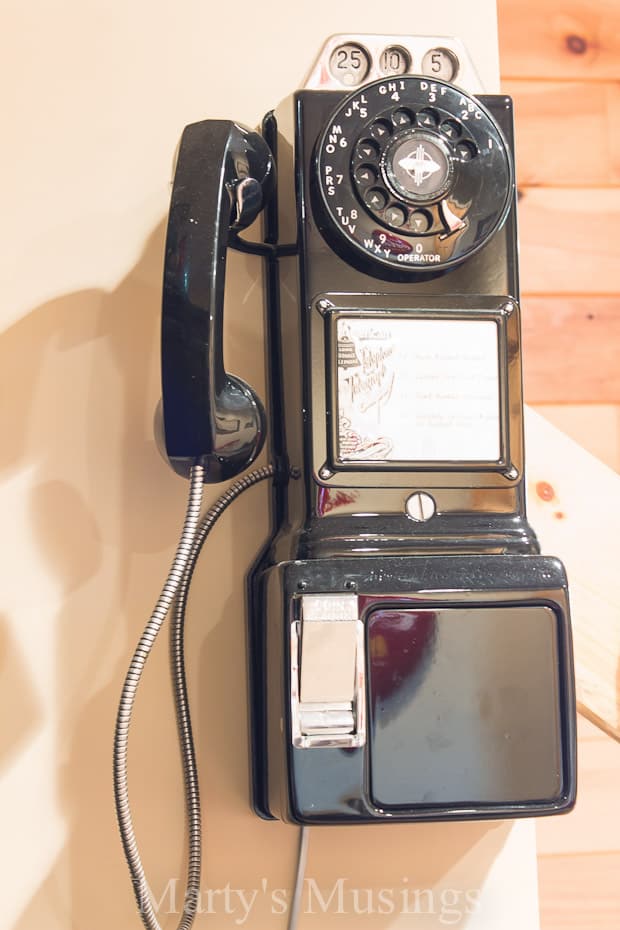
[0,615,43,776]
[617,656,620,739]
[2,222,510,930]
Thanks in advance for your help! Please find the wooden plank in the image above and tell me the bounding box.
[521,297,620,403]
[578,715,618,741]
[504,80,620,187]
[533,405,620,471]
[537,717,620,855]
[498,0,620,80]
[538,853,620,929]
[517,188,620,295]
[525,407,620,742]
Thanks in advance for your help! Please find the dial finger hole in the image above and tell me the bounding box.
[369,119,392,142]
[455,140,478,162]
[391,107,414,128]
[354,164,378,186]
[364,188,388,211]
[409,209,433,234]
[416,108,439,129]
[384,204,407,227]
[354,139,380,162]
[440,119,462,140]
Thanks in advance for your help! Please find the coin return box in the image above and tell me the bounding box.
[291,594,366,748]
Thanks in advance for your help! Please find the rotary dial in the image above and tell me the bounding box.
[315,77,513,272]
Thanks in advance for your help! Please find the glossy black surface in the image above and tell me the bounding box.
[368,605,563,807]
[160,120,274,481]
[252,555,576,823]
[277,89,526,554]
[246,84,577,824]
[246,113,289,821]
[154,82,576,823]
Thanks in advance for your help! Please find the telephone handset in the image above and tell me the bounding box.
[159,120,274,481]
[121,34,575,873]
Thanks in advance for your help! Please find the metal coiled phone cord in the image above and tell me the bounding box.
[114,462,307,930]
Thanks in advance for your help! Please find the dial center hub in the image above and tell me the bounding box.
[384,131,453,204]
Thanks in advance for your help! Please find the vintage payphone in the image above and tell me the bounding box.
[114,33,576,928]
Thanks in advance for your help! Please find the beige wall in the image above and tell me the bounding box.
[1,3,546,929]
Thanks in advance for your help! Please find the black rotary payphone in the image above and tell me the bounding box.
[116,33,577,920]
[159,33,576,823]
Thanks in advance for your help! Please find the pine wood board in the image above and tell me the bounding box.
[537,718,620,855]
[533,405,620,473]
[517,187,620,295]
[537,853,620,929]
[525,406,620,742]
[498,0,620,80]
[521,297,620,404]
[504,80,620,187]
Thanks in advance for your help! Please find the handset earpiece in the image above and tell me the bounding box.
[158,120,275,482]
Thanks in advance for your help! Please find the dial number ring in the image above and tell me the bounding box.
[315,77,513,272]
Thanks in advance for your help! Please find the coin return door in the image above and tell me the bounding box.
[291,595,366,748]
